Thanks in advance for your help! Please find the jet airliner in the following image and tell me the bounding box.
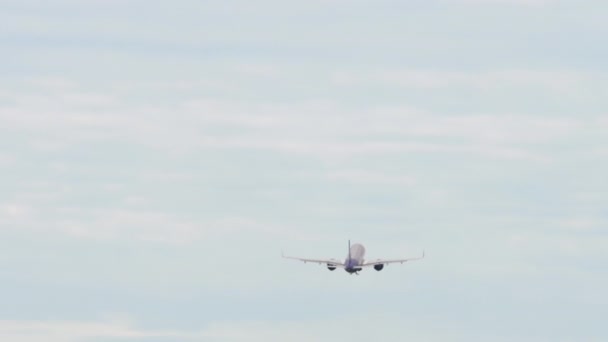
[282,241,424,274]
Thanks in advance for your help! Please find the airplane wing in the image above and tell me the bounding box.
[359,250,425,267]
[281,251,345,267]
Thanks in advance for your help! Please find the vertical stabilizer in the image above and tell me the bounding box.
[348,239,351,262]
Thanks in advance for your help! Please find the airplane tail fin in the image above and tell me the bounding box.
[348,239,351,261]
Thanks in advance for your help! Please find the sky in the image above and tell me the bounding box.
[0,0,607,341]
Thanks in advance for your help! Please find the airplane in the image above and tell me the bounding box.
[282,240,424,275]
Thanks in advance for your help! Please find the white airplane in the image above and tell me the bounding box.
[282,240,424,275]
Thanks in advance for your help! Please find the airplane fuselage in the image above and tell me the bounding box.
[344,243,366,274]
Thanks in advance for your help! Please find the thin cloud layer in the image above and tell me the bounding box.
[1,0,607,341]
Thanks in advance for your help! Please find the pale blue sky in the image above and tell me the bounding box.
[1,1,607,341]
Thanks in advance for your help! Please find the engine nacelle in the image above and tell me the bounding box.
[374,264,384,271]
[327,263,337,271]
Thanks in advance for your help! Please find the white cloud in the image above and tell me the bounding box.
[556,217,608,233]
[0,153,15,166]
[0,83,586,163]
[508,228,608,258]
[326,170,417,186]
[54,209,204,243]
[0,201,310,244]
[590,148,608,157]
[332,69,591,93]
[444,0,556,5]
[0,319,201,342]
[0,203,30,218]
[24,77,78,90]
[0,313,517,342]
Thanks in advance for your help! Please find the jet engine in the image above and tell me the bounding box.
[327,259,338,271]
[374,264,384,271]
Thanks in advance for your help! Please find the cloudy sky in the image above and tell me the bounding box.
[1,0,607,341]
